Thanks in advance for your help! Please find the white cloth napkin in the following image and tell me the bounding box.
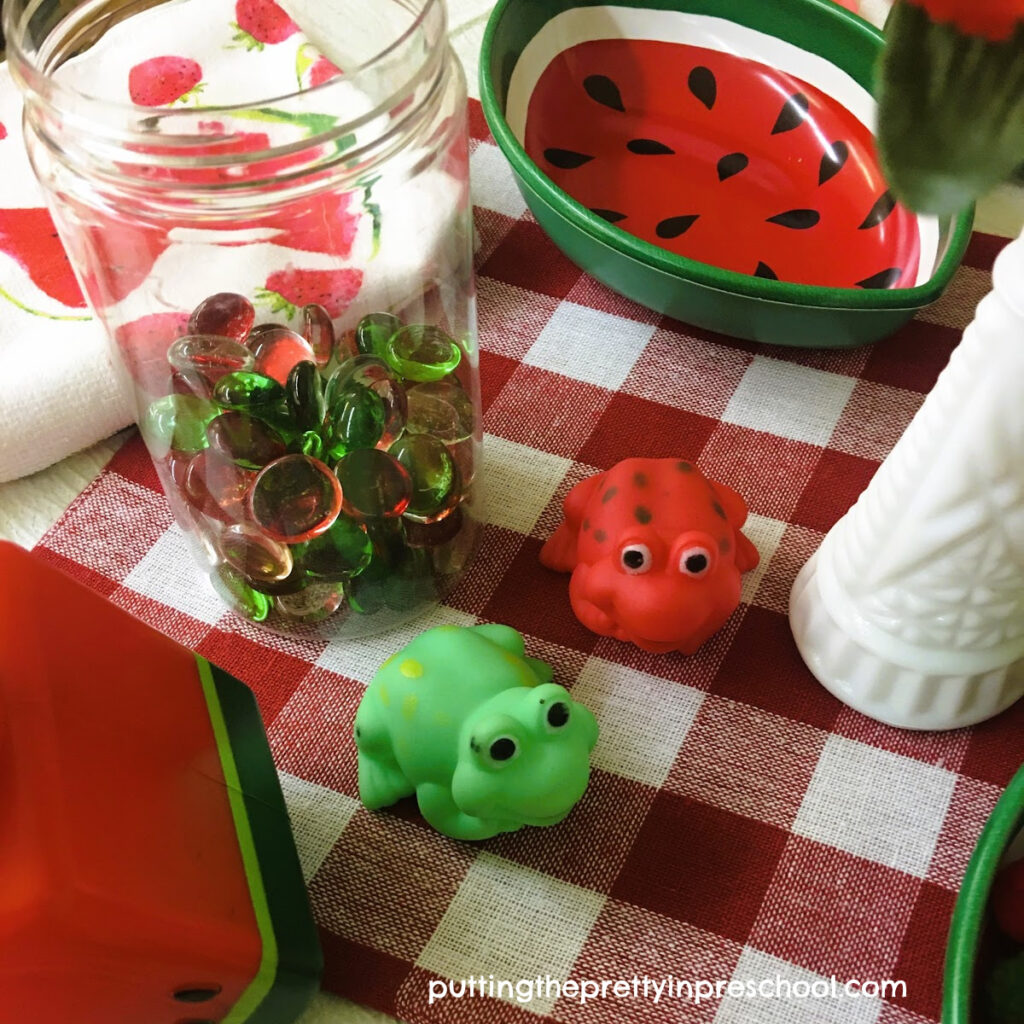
[0,0,461,482]
[0,63,132,483]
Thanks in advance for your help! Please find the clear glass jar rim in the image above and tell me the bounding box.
[3,0,445,123]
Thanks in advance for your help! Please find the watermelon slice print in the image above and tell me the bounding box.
[524,39,921,289]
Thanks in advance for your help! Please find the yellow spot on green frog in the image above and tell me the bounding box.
[379,684,390,706]
[502,650,538,687]
[400,658,424,679]
[402,694,419,720]
[380,653,397,670]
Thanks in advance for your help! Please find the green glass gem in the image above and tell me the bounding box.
[384,324,461,383]
[355,312,401,358]
[142,394,219,458]
[389,434,456,520]
[296,514,373,581]
[405,378,475,443]
[336,448,412,519]
[287,430,325,460]
[286,360,326,432]
[214,371,286,411]
[324,384,386,460]
[211,564,271,622]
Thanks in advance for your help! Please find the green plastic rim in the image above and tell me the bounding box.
[943,762,1024,1024]
[479,0,975,313]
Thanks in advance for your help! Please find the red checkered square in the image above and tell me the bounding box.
[833,706,971,774]
[474,206,519,267]
[928,775,1004,891]
[485,364,614,460]
[711,605,842,731]
[861,318,959,393]
[698,423,823,522]
[196,627,316,725]
[483,536,600,654]
[105,433,160,491]
[877,1005,936,1024]
[920,265,991,332]
[467,98,490,143]
[478,277,560,361]
[828,381,925,462]
[308,807,475,961]
[750,835,920,980]
[445,524,526,618]
[485,770,657,893]
[555,901,743,1024]
[110,586,214,649]
[960,698,1024,785]
[480,220,584,299]
[665,698,828,829]
[961,230,1008,271]
[41,471,173,584]
[480,350,520,413]
[620,324,753,420]
[576,393,719,470]
[888,881,957,1020]
[790,449,879,534]
[753,340,870,377]
[611,792,788,944]
[565,274,660,324]
[268,667,364,797]
[749,523,824,615]
[319,930,412,1021]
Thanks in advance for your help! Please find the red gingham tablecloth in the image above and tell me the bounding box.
[32,100,1024,1024]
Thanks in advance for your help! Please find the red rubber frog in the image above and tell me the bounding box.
[540,457,759,654]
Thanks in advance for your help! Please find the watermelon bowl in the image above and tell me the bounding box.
[944,763,1024,1024]
[479,0,975,348]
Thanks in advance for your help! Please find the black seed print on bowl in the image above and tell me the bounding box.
[859,191,897,229]
[766,209,820,229]
[754,261,778,279]
[544,148,594,169]
[627,139,675,155]
[819,141,849,185]
[688,66,716,109]
[656,215,699,239]
[717,152,748,181]
[583,74,625,112]
[857,267,902,288]
[591,208,627,223]
[771,92,810,134]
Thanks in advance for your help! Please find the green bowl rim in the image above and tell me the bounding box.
[943,761,1024,1024]
[478,0,975,312]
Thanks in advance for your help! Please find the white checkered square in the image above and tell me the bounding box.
[122,523,226,625]
[722,357,856,448]
[715,948,882,1024]
[793,735,957,878]
[417,853,605,1015]
[523,302,655,391]
[316,605,476,683]
[738,514,787,606]
[481,433,572,536]
[471,142,528,219]
[279,771,360,882]
[572,657,704,787]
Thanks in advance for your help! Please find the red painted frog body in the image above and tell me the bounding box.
[540,458,759,654]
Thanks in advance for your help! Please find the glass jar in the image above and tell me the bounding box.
[5,0,481,637]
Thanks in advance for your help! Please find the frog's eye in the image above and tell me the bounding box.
[546,702,570,730]
[488,736,518,763]
[620,543,652,575]
[679,545,713,577]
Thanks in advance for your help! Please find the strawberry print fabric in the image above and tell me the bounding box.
[24,92,1024,1024]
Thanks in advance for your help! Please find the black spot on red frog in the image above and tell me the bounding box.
[540,457,760,654]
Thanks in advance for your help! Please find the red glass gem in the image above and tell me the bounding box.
[248,326,315,385]
[249,454,342,543]
[184,450,256,523]
[218,524,294,583]
[301,304,335,368]
[187,292,256,342]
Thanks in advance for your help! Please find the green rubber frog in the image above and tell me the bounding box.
[354,624,599,840]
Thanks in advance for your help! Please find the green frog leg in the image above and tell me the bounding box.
[415,782,522,841]
[469,622,525,655]
[355,694,414,810]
